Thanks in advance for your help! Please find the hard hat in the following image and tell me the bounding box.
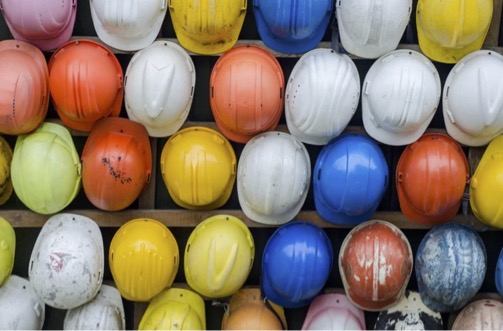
[362,49,441,146]
[109,218,179,302]
[313,133,389,225]
[496,248,503,298]
[285,48,360,145]
[237,131,311,225]
[81,117,152,211]
[29,213,104,309]
[184,215,254,298]
[262,221,333,308]
[452,299,503,330]
[90,0,167,52]
[374,291,443,330]
[443,50,503,147]
[336,0,412,58]
[11,122,81,215]
[139,288,206,330]
[221,288,287,330]
[0,217,14,286]
[396,133,469,225]
[0,0,76,51]
[470,135,503,228]
[169,0,246,55]
[254,0,333,54]
[63,284,125,330]
[416,0,493,64]
[0,136,13,205]
[0,275,45,330]
[0,40,49,135]
[210,45,284,143]
[160,126,236,210]
[48,39,123,132]
[125,40,196,137]
[339,220,413,311]
[415,223,487,313]
[301,293,366,330]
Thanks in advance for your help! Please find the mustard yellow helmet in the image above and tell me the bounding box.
[0,136,13,205]
[416,0,493,63]
[109,218,179,302]
[0,217,15,286]
[160,126,236,210]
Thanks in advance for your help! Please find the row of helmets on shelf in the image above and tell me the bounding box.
[1,214,502,330]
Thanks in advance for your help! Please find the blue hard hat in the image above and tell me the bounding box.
[495,248,503,298]
[261,221,333,308]
[313,133,389,225]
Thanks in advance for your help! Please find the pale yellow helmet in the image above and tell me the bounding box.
[0,217,15,286]
[0,136,13,206]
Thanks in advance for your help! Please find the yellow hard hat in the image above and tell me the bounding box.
[0,217,15,286]
[160,126,236,210]
[109,218,179,302]
[0,136,13,205]
[416,0,493,63]
[184,215,254,298]
[139,288,206,330]
[169,0,247,55]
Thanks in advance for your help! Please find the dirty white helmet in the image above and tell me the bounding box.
[336,0,413,58]
[29,213,104,309]
[452,299,503,330]
[0,275,45,330]
[285,48,360,145]
[443,50,503,147]
[237,132,311,225]
[362,49,441,146]
[125,40,196,137]
[90,0,167,51]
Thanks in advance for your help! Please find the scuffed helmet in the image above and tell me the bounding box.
[496,248,503,298]
[0,217,14,286]
[0,136,13,206]
[302,294,366,330]
[452,299,503,330]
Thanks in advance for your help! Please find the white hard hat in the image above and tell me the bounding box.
[362,49,441,146]
[29,213,104,309]
[125,40,196,137]
[443,50,503,147]
[452,299,503,330]
[89,0,167,51]
[285,48,360,145]
[336,0,413,59]
[63,284,125,330]
[0,275,45,330]
[237,131,311,225]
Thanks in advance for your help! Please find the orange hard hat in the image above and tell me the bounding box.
[210,45,284,143]
[48,39,123,132]
[0,39,49,135]
[81,117,152,211]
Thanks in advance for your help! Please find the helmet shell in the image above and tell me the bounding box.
[452,299,503,330]
[0,217,14,286]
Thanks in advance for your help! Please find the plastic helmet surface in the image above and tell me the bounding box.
[301,293,366,330]
[452,299,503,330]
[496,248,503,298]
[396,133,469,225]
[336,0,412,58]
[169,0,246,55]
[63,284,125,330]
[262,221,333,308]
[254,0,333,54]
[125,40,196,137]
[90,0,167,51]
[48,39,123,132]
[285,48,360,145]
[470,135,503,228]
[0,0,76,51]
[109,218,179,302]
[81,117,152,211]
[238,131,311,225]
[339,220,413,311]
[160,126,236,210]
[0,275,45,330]
[416,0,493,63]
[210,45,284,143]
[0,40,49,135]
[11,122,81,215]
[443,50,503,147]
[184,215,254,298]
[0,217,14,286]
[415,223,487,313]
[374,291,443,330]
[0,136,13,206]
[362,49,441,146]
[313,133,389,225]
[29,213,104,309]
